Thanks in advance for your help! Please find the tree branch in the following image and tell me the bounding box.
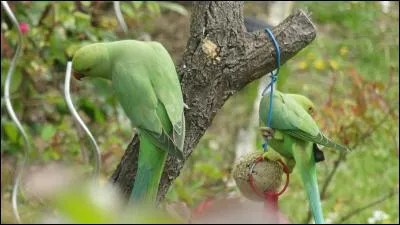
[110,1,317,202]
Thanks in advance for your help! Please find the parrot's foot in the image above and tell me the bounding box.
[260,127,275,141]
[262,151,295,174]
[262,150,283,162]
[286,158,296,174]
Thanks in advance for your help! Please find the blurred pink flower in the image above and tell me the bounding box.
[191,197,291,224]
[19,22,29,34]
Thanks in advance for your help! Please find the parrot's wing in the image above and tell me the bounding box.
[112,61,185,159]
[265,91,320,136]
[112,61,162,134]
[140,128,184,160]
[285,130,350,152]
[282,94,349,152]
[283,93,320,135]
[148,42,185,151]
[277,92,349,152]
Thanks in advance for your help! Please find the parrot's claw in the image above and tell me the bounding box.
[260,127,275,141]
[286,159,296,174]
[262,150,283,162]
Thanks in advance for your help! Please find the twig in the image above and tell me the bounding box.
[336,189,399,224]
[37,3,53,26]
[75,1,89,14]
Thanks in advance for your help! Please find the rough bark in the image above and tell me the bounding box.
[110,1,316,202]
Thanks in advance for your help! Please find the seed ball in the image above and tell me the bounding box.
[232,152,284,201]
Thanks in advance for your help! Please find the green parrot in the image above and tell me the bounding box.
[258,89,349,224]
[71,40,185,205]
[259,93,321,172]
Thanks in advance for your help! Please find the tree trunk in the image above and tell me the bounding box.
[110,1,316,203]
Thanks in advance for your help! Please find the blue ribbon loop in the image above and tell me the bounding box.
[262,28,281,152]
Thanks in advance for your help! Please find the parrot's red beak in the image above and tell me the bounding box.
[73,71,84,81]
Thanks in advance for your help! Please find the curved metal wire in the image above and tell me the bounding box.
[1,1,28,223]
[113,1,128,35]
[64,61,101,179]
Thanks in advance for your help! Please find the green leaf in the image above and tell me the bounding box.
[50,150,61,160]
[3,122,19,143]
[146,1,161,15]
[158,2,188,16]
[55,99,69,115]
[41,125,57,141]
[79,98,105,124]
[132,1,143,9]
[121,3,135,18]
[1,61,23,94]
[100,31,119,42]
[49,27,67,63]
[28,1,52,26]
[82,1,91,7]
[195,163,222,180]
[94,108,105,124]
[73,11,91,32]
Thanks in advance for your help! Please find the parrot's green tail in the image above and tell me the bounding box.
[315,132,349,152]
[293,141,325,224]
[299,161,325,224]
[130,134,167,205]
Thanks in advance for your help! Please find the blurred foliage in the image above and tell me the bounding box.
[1,1,188,166]
[1,1,189,223]
[1,1,399,224]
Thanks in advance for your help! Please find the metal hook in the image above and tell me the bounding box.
[113,1,128,35]
[64,61,101,179]
[1,1,29,223]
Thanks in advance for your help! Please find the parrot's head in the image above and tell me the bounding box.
[298,96,316,117]
[290,94,316,117]
[72,43,111,80]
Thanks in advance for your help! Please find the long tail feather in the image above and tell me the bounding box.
[141,128,184,160]
[300,161,324,224]
[286,130,350,152]
[316,132,349,152]
[130,134,167,205]
[293,141,325,224]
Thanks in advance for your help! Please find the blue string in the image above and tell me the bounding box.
[262,28,280,152]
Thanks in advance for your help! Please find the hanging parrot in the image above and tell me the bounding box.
[258,89,349,224]
[259,93,325,172]
[71,40,185,205]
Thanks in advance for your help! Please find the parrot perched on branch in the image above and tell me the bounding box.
[72,40,185,205]
[259,89,350,224]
